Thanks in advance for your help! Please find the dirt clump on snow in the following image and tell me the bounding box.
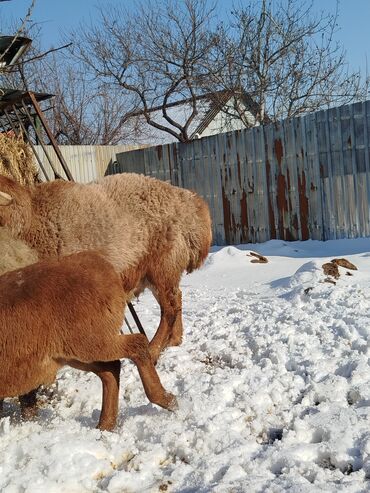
[322,257,358,283]
[331,258,357,270]
[248,251,268,264]
[322,262,340,279]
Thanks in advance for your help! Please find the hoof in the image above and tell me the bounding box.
[162,392,178,412]
[21,406,38,421]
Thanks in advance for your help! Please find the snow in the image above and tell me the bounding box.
[3,238,370,492]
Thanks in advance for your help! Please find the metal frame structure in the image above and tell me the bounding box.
[0,89,146,337]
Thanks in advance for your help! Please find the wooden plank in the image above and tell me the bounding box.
[305,112,323,239]
[362,100,370,237]
[349,103,360,237]
[234,129,250,243]
[208,134,226,245]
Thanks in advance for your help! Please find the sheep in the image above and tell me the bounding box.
[0,229,39,415]
[0,226,38,275]
[0,172,212,364]
[0,250,177,431]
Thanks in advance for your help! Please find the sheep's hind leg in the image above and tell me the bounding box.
[166,288,183,347]
[149,286,183,364]
[0,392,38,419]
[67,360,121,431]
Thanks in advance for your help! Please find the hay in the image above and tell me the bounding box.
[0,134,40,276]
[0,133,40,186]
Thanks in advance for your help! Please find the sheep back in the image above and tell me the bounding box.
[100,173,212,273]
[0,177,144,273]
[0,172,212,281]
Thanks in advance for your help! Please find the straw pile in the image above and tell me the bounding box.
[0,132,39,186]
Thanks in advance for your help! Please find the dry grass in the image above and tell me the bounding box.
[0,133,39,186]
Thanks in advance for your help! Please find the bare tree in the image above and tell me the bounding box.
[0,0,36,69]
[0,0,140,145]
[70,0,369,139]
[0,22,138,145]
[210,0,368,124]
[70,0,222,143]
[3,0,367,144]
[33,54,140,145]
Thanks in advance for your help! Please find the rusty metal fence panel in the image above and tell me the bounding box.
[114,100,370,245]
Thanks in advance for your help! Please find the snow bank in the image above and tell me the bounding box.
[2,238,370,492]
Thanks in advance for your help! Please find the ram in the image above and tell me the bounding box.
[0,173,212,363]
[0,251,176,430]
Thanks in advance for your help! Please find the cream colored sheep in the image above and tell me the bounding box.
[0,251,176,431]
[0,172,212,364]
[0,226,38,275]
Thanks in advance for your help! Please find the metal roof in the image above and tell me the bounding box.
[0,88,54,114]
[0,35,32,67]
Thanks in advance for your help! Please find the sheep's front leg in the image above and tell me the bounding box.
[67,360,121,431]
[100,334,178,412]
[133,341,178,411]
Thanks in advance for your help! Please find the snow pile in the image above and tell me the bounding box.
[2,238,370,492]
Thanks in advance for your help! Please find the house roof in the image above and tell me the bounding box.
[124,90,261,146]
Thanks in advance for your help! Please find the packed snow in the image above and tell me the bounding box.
[2,238,370,492]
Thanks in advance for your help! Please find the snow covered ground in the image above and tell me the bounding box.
[2,238,370,492]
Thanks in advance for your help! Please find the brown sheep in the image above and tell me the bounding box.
[0,172,212,364]
[0,229,39,415]
[0,251,177,431]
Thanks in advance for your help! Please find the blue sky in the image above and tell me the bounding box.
[1,0,369,75]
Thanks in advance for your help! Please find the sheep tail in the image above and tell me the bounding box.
[186,196,212,273]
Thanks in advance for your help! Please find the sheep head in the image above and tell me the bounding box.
[0,175,32,237]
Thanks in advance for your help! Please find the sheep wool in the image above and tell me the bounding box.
[0,172,212,362]
[0,251,176,430]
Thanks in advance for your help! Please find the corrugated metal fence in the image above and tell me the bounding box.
[113,100,370,245]
[34,144,147,183]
